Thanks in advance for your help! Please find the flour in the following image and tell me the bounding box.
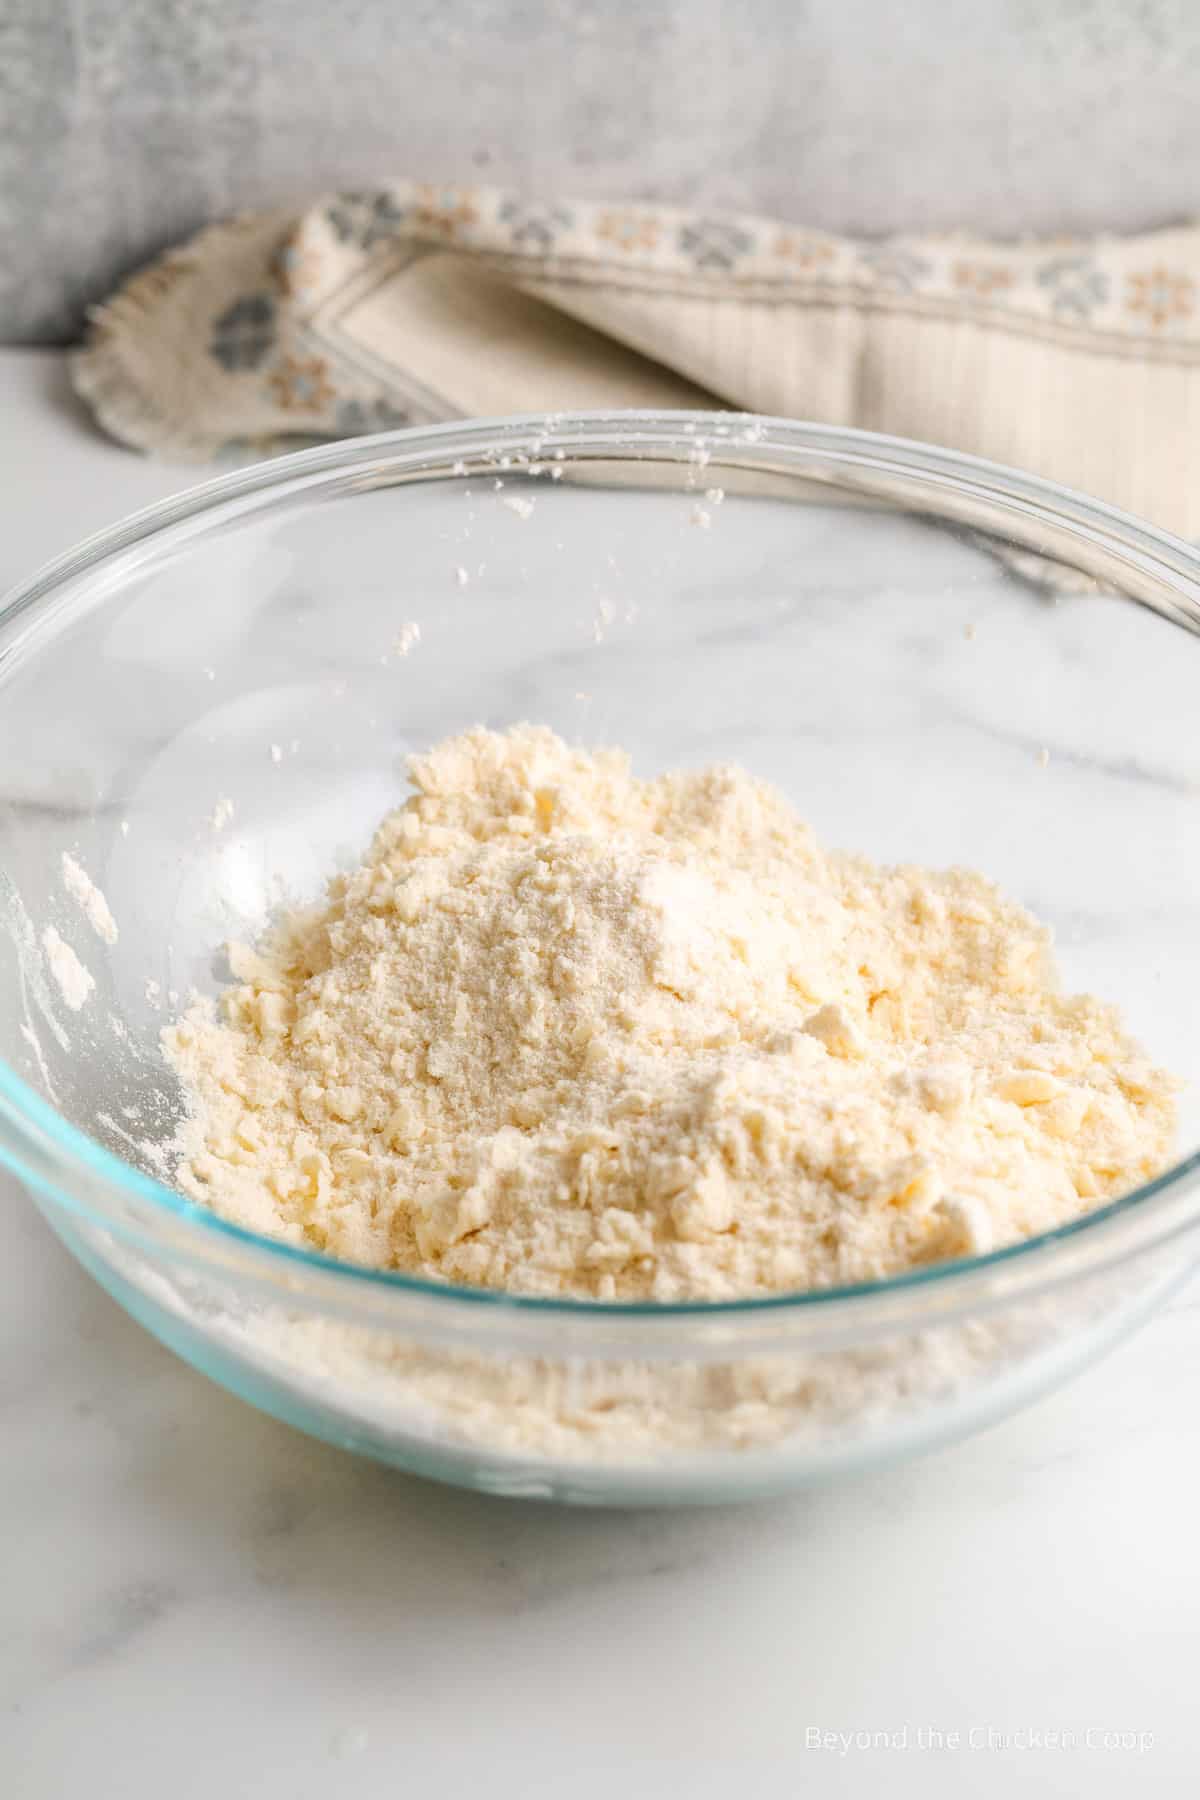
[164,725,1177,1302]
[61,852,118,944]
[42,926,94,1012]
[20,1022,58,1099]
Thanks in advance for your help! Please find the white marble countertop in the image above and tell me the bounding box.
[2,349,1198,1797]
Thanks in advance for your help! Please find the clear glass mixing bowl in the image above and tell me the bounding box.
[2,413,1199,1505]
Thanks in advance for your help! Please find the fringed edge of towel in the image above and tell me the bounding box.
[71,210,300,461]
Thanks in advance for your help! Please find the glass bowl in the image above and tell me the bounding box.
[2,412,1199,1506]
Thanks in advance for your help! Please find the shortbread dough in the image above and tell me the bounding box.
[164,726,1177,1300]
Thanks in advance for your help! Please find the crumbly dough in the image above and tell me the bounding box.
[164,726,1177,1301]
[42,926,95,1012]
[61,852,119,944]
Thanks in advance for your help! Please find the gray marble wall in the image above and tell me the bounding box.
[3,0,1198,343]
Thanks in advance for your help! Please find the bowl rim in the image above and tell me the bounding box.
[3,406,1200,1336]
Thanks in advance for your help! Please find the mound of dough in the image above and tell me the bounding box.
[164,726,1176,1300]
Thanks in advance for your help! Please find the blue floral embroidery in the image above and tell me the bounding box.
[678,218,753,270]
[497,198,573,251]
[210,296,276,371]
[1036,256,1109,320]
[325,191,409,251]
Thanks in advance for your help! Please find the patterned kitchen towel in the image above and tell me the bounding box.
[73,181,1200,536]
